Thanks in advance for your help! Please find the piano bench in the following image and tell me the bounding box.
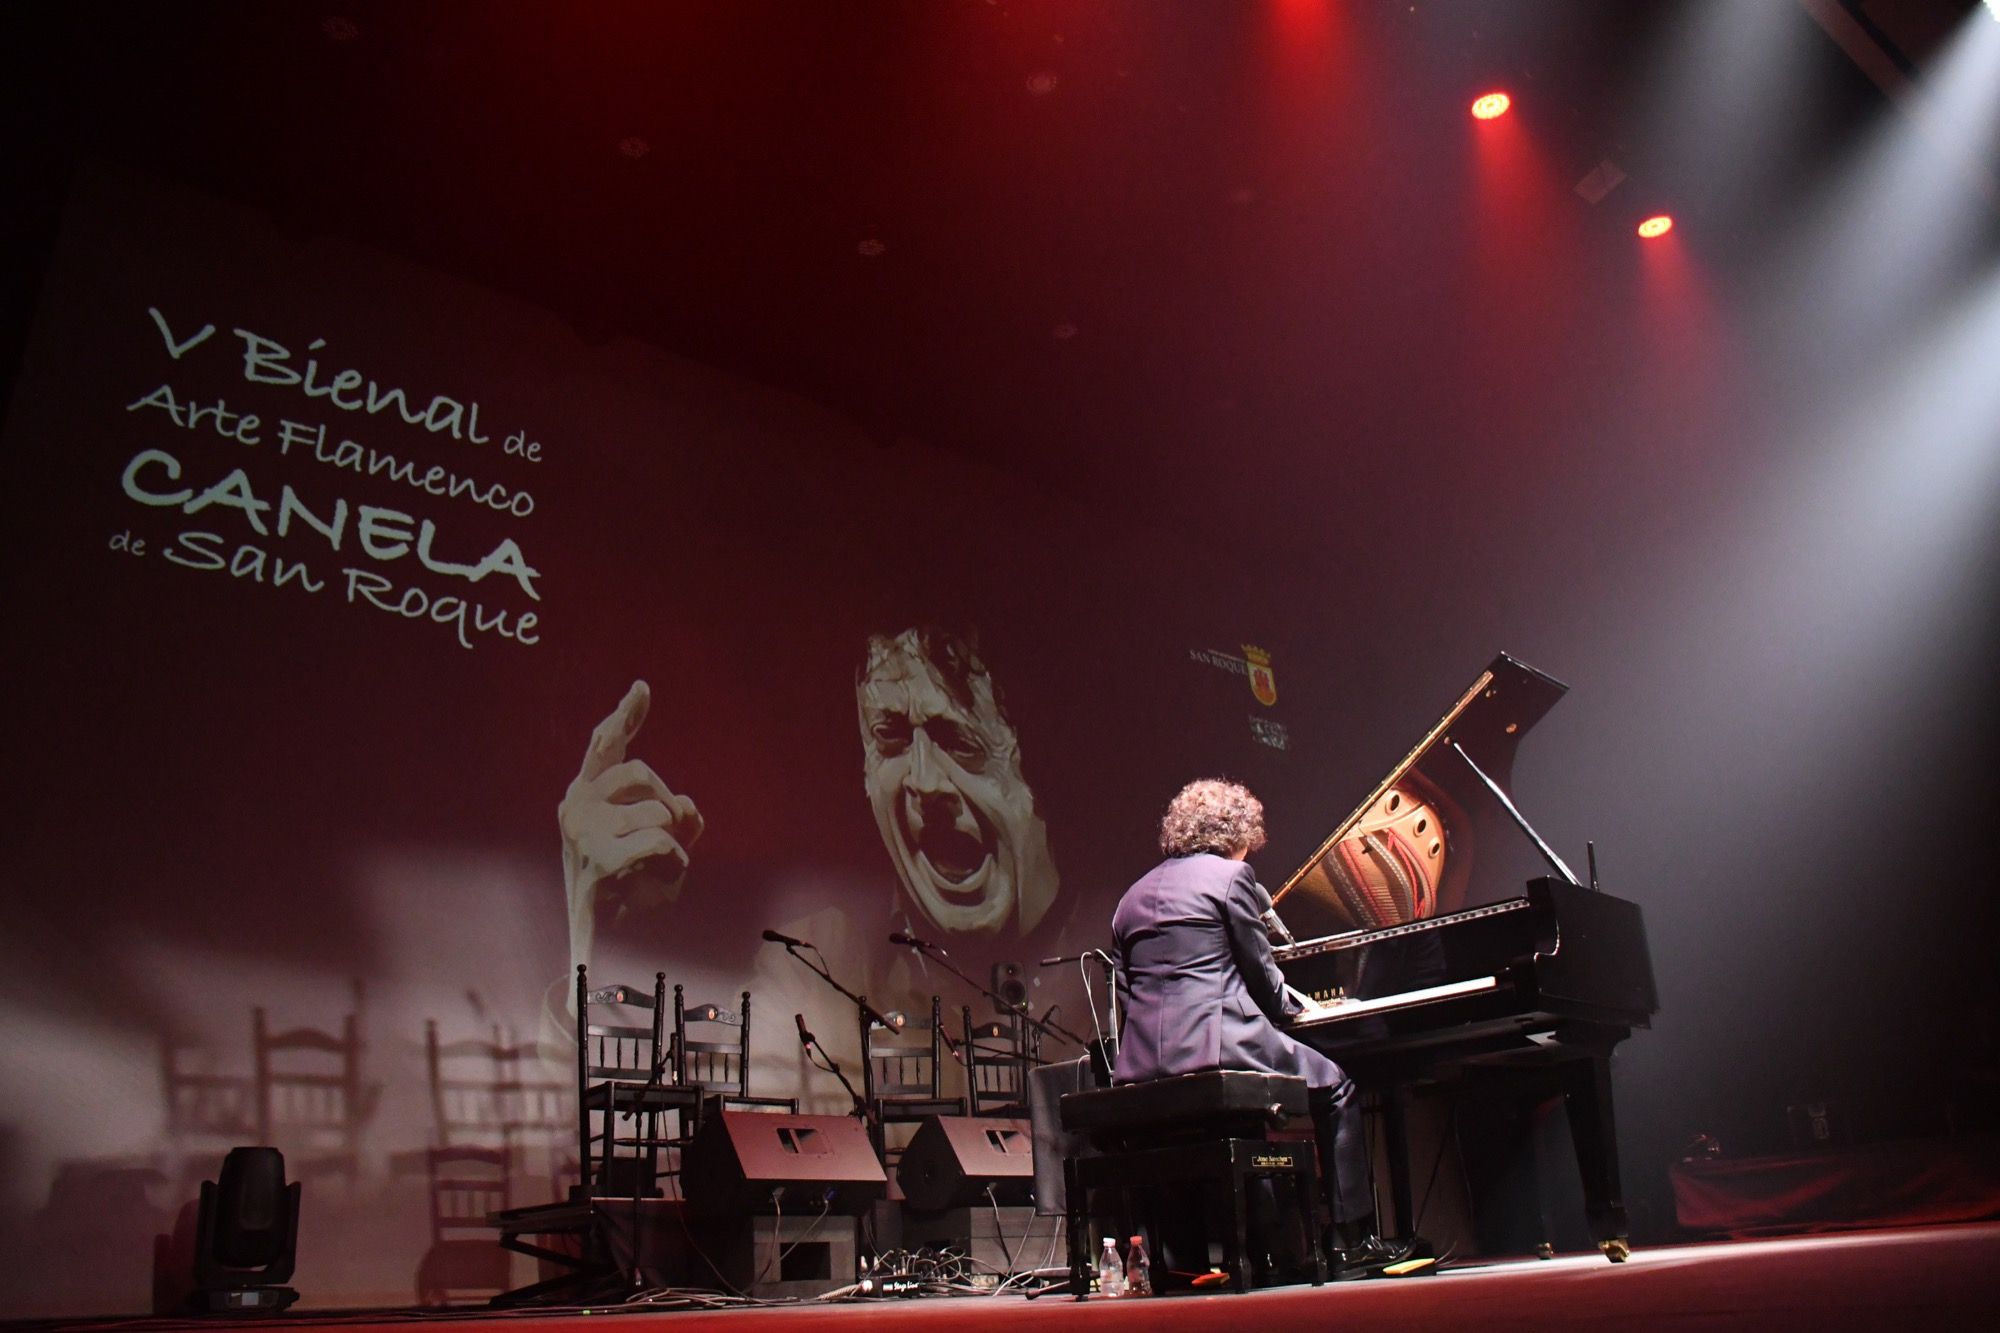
[1057,1073,1324,1297]
[1059,1070,1311,1151]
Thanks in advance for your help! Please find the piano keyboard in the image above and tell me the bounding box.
[1290,975,1502,1026]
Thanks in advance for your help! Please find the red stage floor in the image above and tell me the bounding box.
[31,1223,2000,1332]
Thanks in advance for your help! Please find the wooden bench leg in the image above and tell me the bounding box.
[1228,1171,1253,1291]
[1065,1158,1090,1300]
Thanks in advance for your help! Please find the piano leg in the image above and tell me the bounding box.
[1379,1089,1415,1242]
[1556,1051,1631,1262]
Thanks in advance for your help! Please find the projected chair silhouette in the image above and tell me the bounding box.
[426,1020,569,1185]
[507,1043,576,1199]
[163,1032,258,1199]
[415,1144,513,1305]
[964,1006,1031,1117]
[425,1020,512,1148]
[162,1033,256,1147]
[575,969,696,1200]
[253,1007,378,1183]
[860,996,966,1164]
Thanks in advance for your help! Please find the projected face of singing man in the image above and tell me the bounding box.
[858,628,1057,937]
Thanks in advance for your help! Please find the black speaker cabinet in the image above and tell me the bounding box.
[682,1111,886,1217]
[896,1115,1034,1212]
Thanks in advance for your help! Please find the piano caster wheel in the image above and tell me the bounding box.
[1598,1237,1631,1264]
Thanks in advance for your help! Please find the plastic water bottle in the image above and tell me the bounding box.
[1097,1236,1125,1297]
[1125,1233,1152,1295]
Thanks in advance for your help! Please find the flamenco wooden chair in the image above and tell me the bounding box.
[860,995,966,1164]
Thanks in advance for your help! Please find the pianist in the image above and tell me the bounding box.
[1111,778,1392,1269]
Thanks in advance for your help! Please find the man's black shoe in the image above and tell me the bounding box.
[1334,1233,1407,1279]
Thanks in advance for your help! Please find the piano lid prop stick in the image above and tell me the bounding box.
[1446,740,1584,889]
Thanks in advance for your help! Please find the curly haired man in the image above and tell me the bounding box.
[1111,778,1392,1271]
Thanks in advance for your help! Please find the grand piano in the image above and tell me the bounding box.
[1271,653,1658,1261]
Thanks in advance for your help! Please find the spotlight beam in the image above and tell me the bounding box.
[1798,0,2000,210]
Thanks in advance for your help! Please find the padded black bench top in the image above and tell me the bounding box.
[1058,1070,1308,1141]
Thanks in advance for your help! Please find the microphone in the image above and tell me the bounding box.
[762,928,808,948]
[937,1028,969,1068]
[794,1013,817,1050]
[888,931,932,951]
[1260,907,1296,947]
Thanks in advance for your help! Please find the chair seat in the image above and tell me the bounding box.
[490,1196,592,1234]
[700,1091,799,1115]
[583,1082,702,1113]
[877,1096,967,1123]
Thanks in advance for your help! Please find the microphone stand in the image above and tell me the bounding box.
[1041,950,1120,1085]
[775,939,898,1033]
[773,940,888,1132]
[796,1021,871,1128]
[1094,950,1119,1071]
[897,939,1088,1049]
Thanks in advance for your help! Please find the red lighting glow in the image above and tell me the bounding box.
[1637,215,1674,239]
[1471,92,1511,120]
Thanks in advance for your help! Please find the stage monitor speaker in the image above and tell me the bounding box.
[896,1115,1034,1212]
[682,1112,886,1218]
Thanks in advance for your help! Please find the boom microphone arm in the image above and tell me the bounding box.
[890,932,1087,1048]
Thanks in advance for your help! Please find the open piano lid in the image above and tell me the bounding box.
[1273,653,1571,939]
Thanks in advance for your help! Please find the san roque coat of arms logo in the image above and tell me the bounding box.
[1243,644,1277,706]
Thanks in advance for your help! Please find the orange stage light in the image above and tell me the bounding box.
[1637,215,1674,239]
[1470,92,1511,120]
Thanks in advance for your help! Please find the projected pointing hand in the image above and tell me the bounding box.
[558,680,705,974]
